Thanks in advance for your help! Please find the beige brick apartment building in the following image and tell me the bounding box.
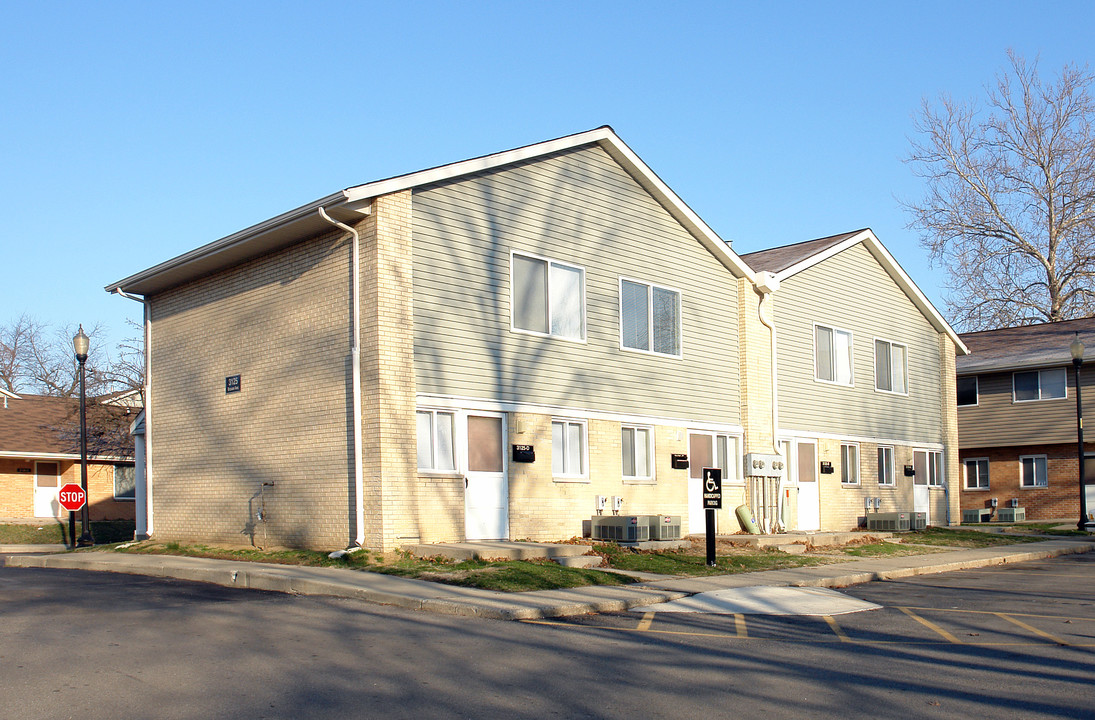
[106,127,965,550]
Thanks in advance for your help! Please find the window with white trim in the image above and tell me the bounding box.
[927,450,943,487]
[816,325,853,385]
[113,464,136,500]
[620,279,681,356]
[841,442,860,485]
[511,253,585,340]
[551,419,587,479]
[957,376,978,406]
[1020,455,1048,487]
[416,410,456,472]
[877,446,895,487]
[874,339,908,394]
[689,432,741,481]
[964,458,989,489]
[1013,368,1066,402]
[621,425,654,481]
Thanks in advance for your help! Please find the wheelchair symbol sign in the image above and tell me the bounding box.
[702,467,722,509]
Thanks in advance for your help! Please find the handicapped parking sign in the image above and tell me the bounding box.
[702,467,722,509]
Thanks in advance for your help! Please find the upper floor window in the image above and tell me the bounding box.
[511,253,585,341]
[416,409,456,472]
[815,324,853,385]
[874,339,908,394]
[964,458,989,489]
[620,279,681,357]
[957,376,978,406]
[1013,368,1066,402]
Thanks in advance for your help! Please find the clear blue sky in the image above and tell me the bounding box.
[3,1,1094,354]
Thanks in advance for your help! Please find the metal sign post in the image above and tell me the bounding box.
[702,467,722,567]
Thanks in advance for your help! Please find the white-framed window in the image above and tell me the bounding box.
[874,339,908,394]
[689,432,741,482]
[957,376,978,406]
[927,450,943,487]
[416,409,456,472]
[877,446,895,487]
[113,463,136,500]
[551,419,587,479]
[815,324,853,385]
[511,252,585,341]
[1013,368,1066,402]
[964,458,989,489]
[841,442,860,485]
[620,278,681,357]
[621,424,655,481]
[1020,455,1048,488]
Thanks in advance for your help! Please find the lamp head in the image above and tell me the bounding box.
[73,324,89,362]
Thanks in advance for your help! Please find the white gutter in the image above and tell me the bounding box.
[318,207,366,548]
[112,287,153,538]
[755,272,785,531]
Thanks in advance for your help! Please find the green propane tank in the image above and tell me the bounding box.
[735,504,760,534]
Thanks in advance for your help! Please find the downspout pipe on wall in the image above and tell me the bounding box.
[754,272,785,532]
[111,288,153,538]
[318,207,366,548]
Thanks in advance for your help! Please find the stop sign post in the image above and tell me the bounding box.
[59,483,86,512]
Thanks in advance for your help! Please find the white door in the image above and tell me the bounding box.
[913,450,931,523]
[792,440,820,531]
[33,461,61,517]
[464,413,508,540]
[688,432,735,534]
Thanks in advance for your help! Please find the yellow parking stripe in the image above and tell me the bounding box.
[636,612,655,632]
[824,616,851,642]
[899,607,962,644]
[735,613,748,638]
[994,613,1070,646]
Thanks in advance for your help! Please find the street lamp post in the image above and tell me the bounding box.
[73,325,94,547]
[1071,333,1089,532]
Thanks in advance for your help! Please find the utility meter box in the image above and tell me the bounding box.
[744,453,785,479]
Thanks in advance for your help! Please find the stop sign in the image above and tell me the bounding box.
[58,483,86,512]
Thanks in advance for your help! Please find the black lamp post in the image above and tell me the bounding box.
[1071,333,1089,532]
[74,325,94,547]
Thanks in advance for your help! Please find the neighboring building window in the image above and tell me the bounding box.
[874,339,908,394]
[552,419,587,478]
[689,432,741,481]
[620,279,681,356]
[927,450,944,487]
[1013,368,1066,402]
[957,376,978,406]
[511,253,585,340]
[621,425,654,480]
[816,325,853,385]
[964,458,989,489]
[113,464,136,500]
[416,410,456,472]
[841,443,860,485]
[877,446,895,486]
[1020,455,1048,487]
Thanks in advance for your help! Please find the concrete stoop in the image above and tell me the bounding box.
[553,555,605,568]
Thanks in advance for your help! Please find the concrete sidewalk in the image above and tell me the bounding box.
[4,538,1093,621]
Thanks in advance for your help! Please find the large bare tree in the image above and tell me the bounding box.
[905,52,1095,330]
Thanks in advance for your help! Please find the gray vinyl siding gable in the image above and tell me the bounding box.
[411,144,741,424]
[774,242,944,442]
[958,367,1092,447]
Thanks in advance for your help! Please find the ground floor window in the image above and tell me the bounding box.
[877,446,895,486]
[964,458,989,489]
[927,450,943,487]
[552,419,587,478]
[1020,455,1048,488]
[113,464,136,500]
[689,432,740,481]
[622,425,654,481]
[416,410,456,472]
[841,442,860,485]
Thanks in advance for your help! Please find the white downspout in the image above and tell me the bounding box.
[755,272,784,531]
[318,207,366,548]
[111,288,153,538]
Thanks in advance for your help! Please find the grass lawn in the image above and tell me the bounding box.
[895,526,1045,548]
[0,520,135,545]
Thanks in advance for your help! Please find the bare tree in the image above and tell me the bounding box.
[0,314,41,393]
[99,319,146,403]
[905,52,1095,330]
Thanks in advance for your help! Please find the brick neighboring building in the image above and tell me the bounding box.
[0,390,138,521]
[957,318,1095,523]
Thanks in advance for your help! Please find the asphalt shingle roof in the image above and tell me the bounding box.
[0,394,134,458]
[957,316,1095,374]
[740,230,867,275]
